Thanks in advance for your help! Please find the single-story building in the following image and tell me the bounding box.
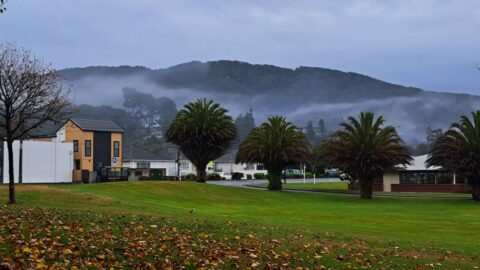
[212,148,267,178]
[1,140,73,184]
[381,155,468,193]
[122,144,195,180]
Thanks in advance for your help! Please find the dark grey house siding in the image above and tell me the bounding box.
[93,132,111,170]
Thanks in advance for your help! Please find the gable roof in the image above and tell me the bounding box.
[69,118,124,133]
[398,155,442,171]
[214,148,238,163]
[123,144,189,161]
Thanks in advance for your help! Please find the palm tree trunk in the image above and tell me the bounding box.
[267,169,283,190]
[359,178,373,199]
[472,182,480,201]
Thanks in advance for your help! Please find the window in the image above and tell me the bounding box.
[179,162,189,170]
[399,171,453,185]
[137,161,150,169]
[85,140,91,157]
[74,159,80,170]
[73,140,78,152]
[113,141,120,157]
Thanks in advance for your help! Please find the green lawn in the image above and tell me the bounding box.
[1,181,479,268]
[259,181,349,190]
[259,181,471,198]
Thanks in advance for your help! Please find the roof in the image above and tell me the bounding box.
[70,118,124,133]
[214,148,238,163]
[123,144,188,161]
[399,155,442,171]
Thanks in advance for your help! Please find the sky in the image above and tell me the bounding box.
[1,0,480,94]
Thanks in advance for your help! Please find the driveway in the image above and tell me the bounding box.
[207,178,342,187]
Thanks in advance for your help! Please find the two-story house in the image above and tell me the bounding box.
[56,118,124,182]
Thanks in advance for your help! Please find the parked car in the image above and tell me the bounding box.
[339,173,350,181]
[220,171,232,180]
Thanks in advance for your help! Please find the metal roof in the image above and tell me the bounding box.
[123,144,188,161]
[70,118,124,133]
[399,155,442,171]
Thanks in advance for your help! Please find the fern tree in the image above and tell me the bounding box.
[236,116,312,190]
[166,99,236,182]
[323,112,412,199]
[427,111,480,201]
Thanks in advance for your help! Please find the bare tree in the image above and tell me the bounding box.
[0,43,71,204]
[0,0,7,13]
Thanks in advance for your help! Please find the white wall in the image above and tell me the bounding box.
[122,160,196,177]
[3,141,73,183]
[383,172,400,192]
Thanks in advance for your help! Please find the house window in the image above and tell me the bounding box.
[85,140,91,157]
[179,162,189,170]
[137,161,150,169]
[73,140,78,152]
[113,141,120,157]
[399,171,453,185]
[74,159,81,170]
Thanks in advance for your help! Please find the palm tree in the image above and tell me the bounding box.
[323,112,412,199]
[166,99,236,182]
[236,116,312,190]
[426,111,480,201]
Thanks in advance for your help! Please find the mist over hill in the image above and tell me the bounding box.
[60,60,480,144]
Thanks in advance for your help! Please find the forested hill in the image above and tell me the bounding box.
[59,60,480,142]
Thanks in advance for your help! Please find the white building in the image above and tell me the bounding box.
[122,144,195,180]
[212,148,267,178]
[2,140,73,184]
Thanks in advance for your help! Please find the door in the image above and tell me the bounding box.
[93,132,111,170]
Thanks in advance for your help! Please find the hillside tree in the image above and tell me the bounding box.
[234,108,255,143]
[0,43,71,204]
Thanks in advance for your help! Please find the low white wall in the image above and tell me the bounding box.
[3,141,73,184]
[383,172,400,192]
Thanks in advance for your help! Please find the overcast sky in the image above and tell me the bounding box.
[1,0,479,94]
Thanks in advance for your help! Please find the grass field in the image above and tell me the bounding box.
[259,181,349,190]
[259,182,472,198]
[0,181,479,269]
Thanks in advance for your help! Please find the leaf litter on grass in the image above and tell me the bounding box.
[0,206,477,269]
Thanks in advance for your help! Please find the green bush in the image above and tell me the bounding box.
[305,172,313,178]
[231,172,244,180]
[183,173,196,181]
[253,173,265,179]
[286,174,303,179]
[207,173,222,181]
[246,174,252,180]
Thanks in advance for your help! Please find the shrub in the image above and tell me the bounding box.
[246,174,252,180]
[305,172,313,178]
[207,173,222,181]
[183,174,196,181]
[286,174,303,179]
[231,172,244,180]
[253,173,265,179]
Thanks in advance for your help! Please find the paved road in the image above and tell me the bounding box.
[207,178,342,187]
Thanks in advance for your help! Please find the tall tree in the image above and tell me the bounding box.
[322,112,412,199]
[234,108,255,143]
[155,96,177,132]
[0,43,71,204]
[166,99,236,182]
[316,118,328,141]
[426,125,443,149]
[236,116,312,190]
[427,111,480,201]
[304,120,318,146]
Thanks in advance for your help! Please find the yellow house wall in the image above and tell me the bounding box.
[383,172,400,192]
[63,120,94,171]
[110,133,123,167]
